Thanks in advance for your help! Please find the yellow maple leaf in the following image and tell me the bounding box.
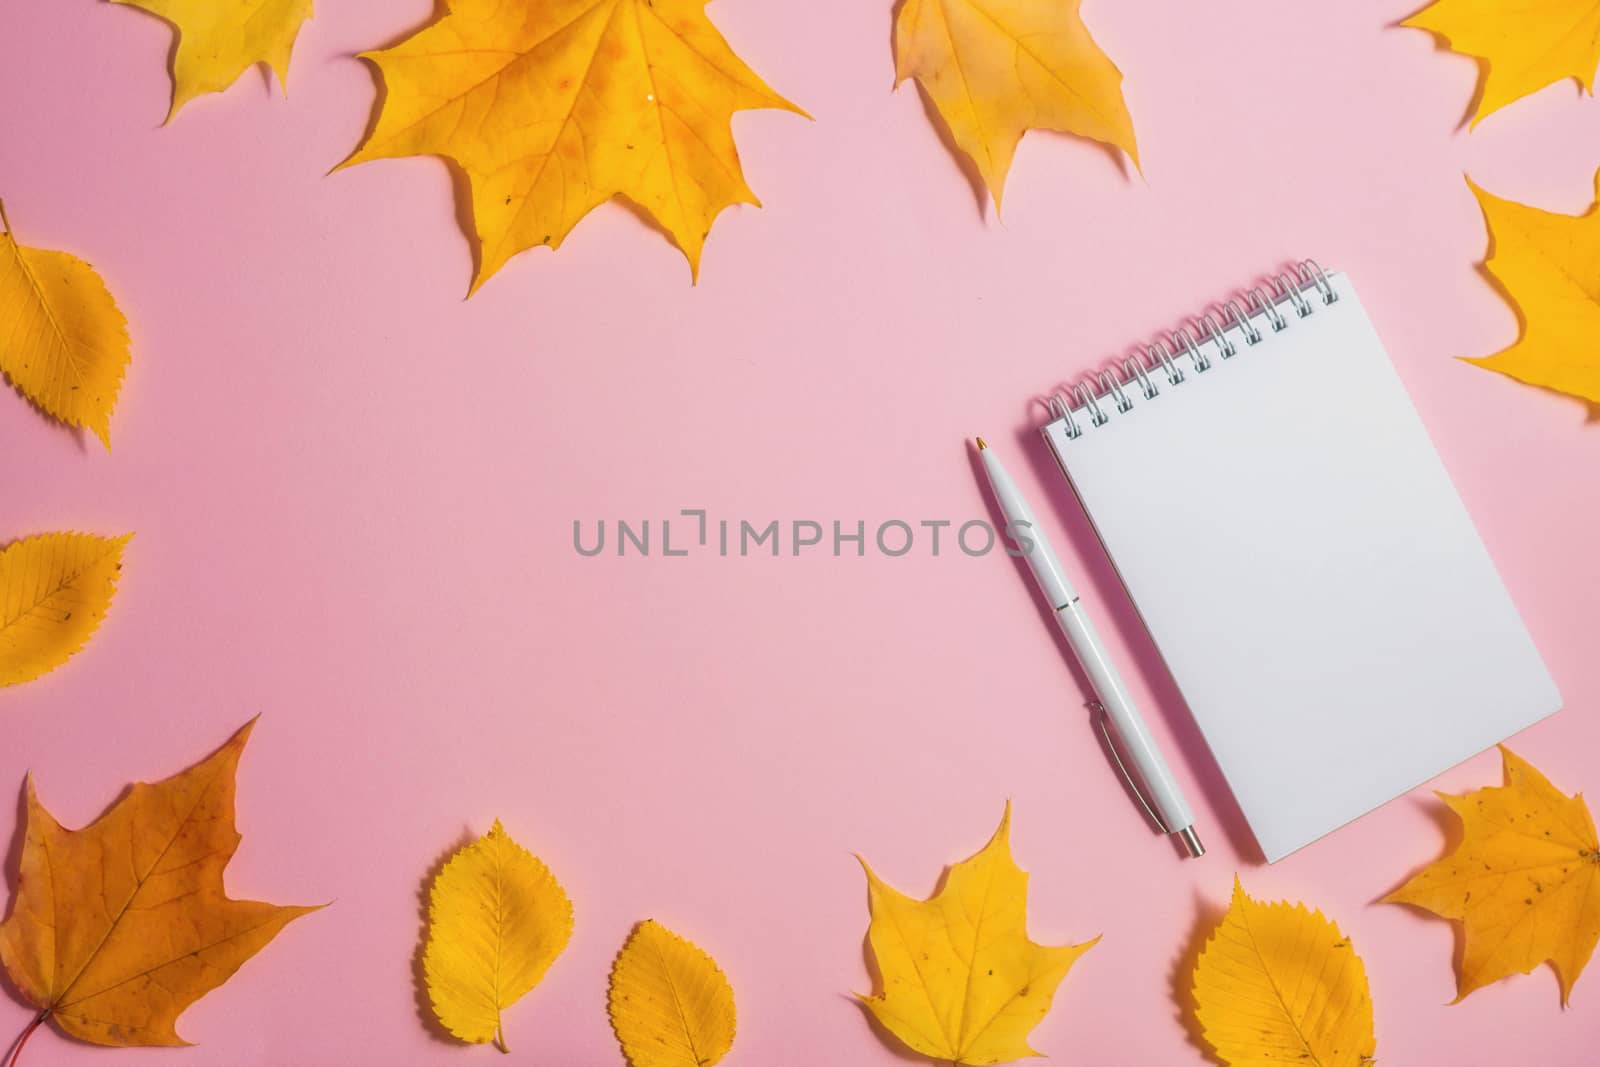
[0,532,131,687]
[0,719,321,1049]
[1192,879,1376,1067]
[856,803,1096,1065]
[1460,172,1600,406]
[0,202,130,448]
[423,820,574,1051]
[1385,746,1600,1005]
[608,919,736,1067]
[342,0,806,292]
[1403,0,1600,125]
[893,0,1138,209]
[110,0,314,120]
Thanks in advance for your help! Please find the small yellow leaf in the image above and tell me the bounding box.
[423,820,574,1051]
[1460,172,1600,406]
[0,532,131,687]
[894,0,1138,209]
[1403,0,1600,125]
[343,0,806,291]
[1192,879,1376,1067]
[857,803,1096,1065]
[608,919,736,1067]
[110,0,314,120]
[0,202,130,448]
[1385,746,1600,1004]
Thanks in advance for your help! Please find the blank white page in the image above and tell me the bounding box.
[1042,274,1561,862]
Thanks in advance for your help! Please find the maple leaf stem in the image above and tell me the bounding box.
[4,1011,47,1067]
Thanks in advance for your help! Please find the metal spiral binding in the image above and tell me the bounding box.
[1043,260,1338,440]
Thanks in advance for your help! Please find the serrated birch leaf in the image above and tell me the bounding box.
[0,532,131,687]
[1385,746,1600,1004]
[0,719,321,1048]
[1403,0,1600,125]
[857,803,1097,1065]
[1461,172,1600,405]
[110,0,314,120]
[423,820,574,1051]
[1192,879,1376,1067]
[608,920,735,1067]
[0,202,129,448]
[893,0,1138,209]
[341,0,806,291]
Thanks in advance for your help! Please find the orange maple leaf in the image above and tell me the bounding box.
[1386,746,1600,1004]
[0,719,322,1053]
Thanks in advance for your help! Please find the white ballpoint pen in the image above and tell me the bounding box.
[976,437,1204,858]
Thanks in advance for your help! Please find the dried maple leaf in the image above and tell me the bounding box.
[1404,0,1600,125]
[342,0,806,292]
[608,920,736,1067]
[893,0,1138,209]
[1192,879,1376,1067]
[423,820,573,1051]
[0,719,321,1053]
[1460,172,1600,406]
[1385,746,1600,1005]
[0,532,131,687]
[856,803,1096,1065]
[109,0,314,120]
[0,202,130,448]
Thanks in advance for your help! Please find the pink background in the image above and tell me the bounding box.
[3,0,1599,1063]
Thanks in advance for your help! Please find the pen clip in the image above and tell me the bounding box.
[1090,701,1172,834]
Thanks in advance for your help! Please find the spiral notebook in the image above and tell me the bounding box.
[1040,263,1561,862]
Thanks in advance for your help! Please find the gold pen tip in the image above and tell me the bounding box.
[975,436,987,451]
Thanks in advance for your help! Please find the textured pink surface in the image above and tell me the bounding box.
[3,0,1600,1063]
